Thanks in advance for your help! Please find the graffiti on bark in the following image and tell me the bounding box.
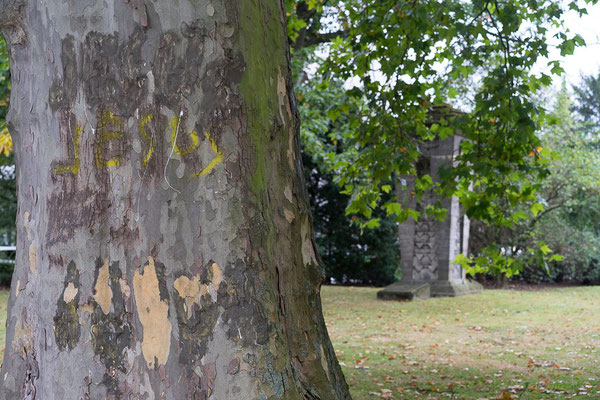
[95,111,125,169]
[195,132,223,177]
[138,114,155,167]
[52,111,223,178]
[53,125,81,176]
[169,114,199,156]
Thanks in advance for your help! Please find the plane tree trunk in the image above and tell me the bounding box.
[0,0,351,398]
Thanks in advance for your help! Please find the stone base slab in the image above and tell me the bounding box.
[377,279,483,301]
[430,279,483,297]
[377,282,430,301]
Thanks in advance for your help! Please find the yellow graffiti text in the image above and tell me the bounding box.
[95,111,124,168]
[139,114,156,166]
[195,132,223,177]
[170,116,199,156]
[53,126,82,176]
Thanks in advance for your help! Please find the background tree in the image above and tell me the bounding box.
[468,86,600,284]
[0,1,350,398]
[572,68,600,129]
[287,0,593,276]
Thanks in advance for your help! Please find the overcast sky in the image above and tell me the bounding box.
[551,3,600,86]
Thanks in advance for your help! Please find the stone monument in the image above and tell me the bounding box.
[378,132,483,300]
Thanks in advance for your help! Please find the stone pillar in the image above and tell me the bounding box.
[378,135,483,300]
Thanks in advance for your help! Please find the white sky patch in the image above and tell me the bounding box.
[540,2,600,87]
[0,164,14,179]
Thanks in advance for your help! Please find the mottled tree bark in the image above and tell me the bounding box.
[0,0,351,398]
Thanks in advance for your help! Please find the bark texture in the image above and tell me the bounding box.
[0,1,351,398]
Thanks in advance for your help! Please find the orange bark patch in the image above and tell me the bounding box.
[174,262,222,318]
[174,274,201,299]
[174,274,201,318]
[94,259,112,314]
[133,257,172,368]
[210,262,222,290]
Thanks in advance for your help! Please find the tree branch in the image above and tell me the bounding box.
[301,30,349,48]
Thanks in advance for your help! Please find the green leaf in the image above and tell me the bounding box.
[531,203,544,217]
[363,218,380,229]
[549,254,564,262]
[539,244,551,255]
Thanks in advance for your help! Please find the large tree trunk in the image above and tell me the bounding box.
[0,0,351,398]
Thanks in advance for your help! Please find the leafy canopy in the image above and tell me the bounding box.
[287,0,595,275]
[289,0,592,227]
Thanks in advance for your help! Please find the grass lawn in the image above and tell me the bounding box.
[0,286,598,399]
[321,285,600,399]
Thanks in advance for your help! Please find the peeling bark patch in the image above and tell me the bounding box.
[174,274,201,299]
[276,68,293,126]
[210,262,222,290]
[173,263,222,365]
[94,259,113,314]
[126,0,149,27]
[90,260,132,396]
[63,283,78,303]
[54,261,81,351]
[227,357,240,375]
[283,208,294,224]
[173,274,201,319]
[28,243,37,275]
[284,186,293,203]
[300,219,318,266]
[119,278,131,299]
[174,262,222,321]
[13,310,34,355]
[21,349,39,400]
[133,257,172,368]
[23,210,32,240]
[173,262,222,301]
[206,4,215,17]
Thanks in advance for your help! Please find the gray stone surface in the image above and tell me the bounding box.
[379,132,482,301]
[377,282,430,301]
[430,279,483,297]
